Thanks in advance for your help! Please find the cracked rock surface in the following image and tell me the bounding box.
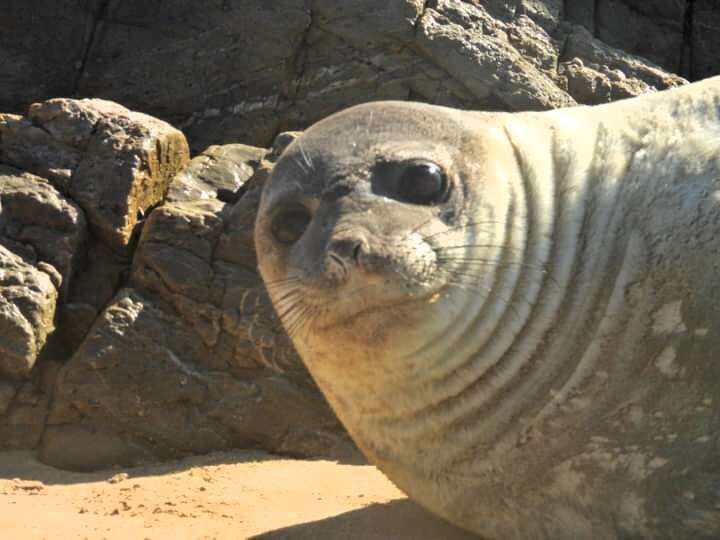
[0,245,58,380]
[0,0,696,152]
[0,0,718,471]
[1,99,189,253]
[0,103,350,469]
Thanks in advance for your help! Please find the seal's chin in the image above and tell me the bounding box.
[282,273,444,338]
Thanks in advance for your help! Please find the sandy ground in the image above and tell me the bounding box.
[0,450,476,539]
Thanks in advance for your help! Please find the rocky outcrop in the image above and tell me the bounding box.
[42,150,349,470]
[0,166,86,297]
[0,111,349,469]
[1,99,189,253]
[167,144,267,203]
[0,245,57,379]
[0,0,716,471]
[0,1,694,152]
[0,92,350,469]
[0,98,191,455]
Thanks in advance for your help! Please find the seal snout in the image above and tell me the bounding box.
[325,233,369,283]
[328,235,365,266]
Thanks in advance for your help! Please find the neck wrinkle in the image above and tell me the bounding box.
[369,116,603,448]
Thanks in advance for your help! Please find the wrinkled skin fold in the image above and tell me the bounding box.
[255,77,720,539]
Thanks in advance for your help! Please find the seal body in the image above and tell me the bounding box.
[254,77,720,539]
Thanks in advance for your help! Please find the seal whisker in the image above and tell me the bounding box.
[263,275,303,287]
[287,302,318,339]
[434,243,526,253]
[263,277,304,294]
[271,287,307,310]
[290,153,310,175]
[297,138,314,171]
[421,219,523,241]
[405,214,439,238]
[435,257,549,273]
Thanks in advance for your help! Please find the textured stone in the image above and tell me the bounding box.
[0,245,58,380]
[0,379,50,449]
[0,1,86,113]
[595,0,686,72]
[167,144,267,204]
[78,0,310,151]
[692,1,720,82]
[56,239,128,354]
[416,3,575,111]
[0,380,16,416]
[0,0,697,151]
[42,139,350,470]
[1,99,190,253]
[0,360,60,450]
[561,25,686,94]
[43,287,346,470]
[0,165,86,296]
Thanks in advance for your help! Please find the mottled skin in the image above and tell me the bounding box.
[254,77,720,539]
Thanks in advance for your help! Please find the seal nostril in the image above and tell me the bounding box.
[352,241,362,263]
[328,237,365,267]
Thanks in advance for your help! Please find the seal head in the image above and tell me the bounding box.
[255,102,514,370]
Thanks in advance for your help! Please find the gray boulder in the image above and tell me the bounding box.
[0,245,57,380]
[0,1,694,151]
[41,142,352,470]
[1,99,190,253]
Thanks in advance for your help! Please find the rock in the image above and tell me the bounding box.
[0,380,16,416]
[595,1,686,72]
[40,425,156,472]
[561,59,615,104]
[0,360,60,450]
[562,1,688,74]
[516,0,563,33]
[42,140,349,470]
[692,1,720,81]
[43,288,345,470]
[80,0,311,151]
[0,1,695,151]
[416,3,575,111]
[561,25,686,95]
[559,56,654,105]
[0,245,58,380]
[1,99,190,253]
[0,165,87,297]
[167,144,267,204]
[56,239,128,354]
[0,379,50,449]
[0,1,86,113]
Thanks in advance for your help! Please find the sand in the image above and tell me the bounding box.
[0,450,476,539]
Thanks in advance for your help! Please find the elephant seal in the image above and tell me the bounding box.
[254,76,720,539]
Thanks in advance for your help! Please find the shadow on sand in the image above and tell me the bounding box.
[0,449,302,485]
[251,498,478,540]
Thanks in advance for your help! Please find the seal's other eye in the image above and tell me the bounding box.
[271,207,311,245]
[396,161,449,205]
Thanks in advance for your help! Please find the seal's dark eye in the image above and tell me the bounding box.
[271,207,311,245]
[396,161,448,205]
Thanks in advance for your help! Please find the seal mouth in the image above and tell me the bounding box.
[314,285,443,332]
